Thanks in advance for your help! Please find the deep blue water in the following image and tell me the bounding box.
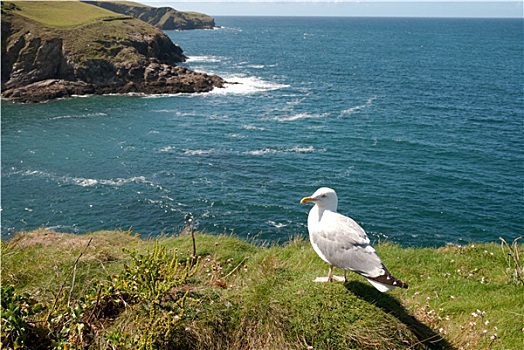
[2,17,523,246]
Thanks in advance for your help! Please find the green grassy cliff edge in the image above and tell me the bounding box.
[1,230,522,349]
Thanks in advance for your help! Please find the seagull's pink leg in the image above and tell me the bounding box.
[327,265,334,282]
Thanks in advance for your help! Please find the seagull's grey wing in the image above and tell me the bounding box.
[313,210,386,278]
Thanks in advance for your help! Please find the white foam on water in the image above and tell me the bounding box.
[229,133,245,139]
[341,96,377,115]
[245,145,317,156]
[273,112,330,122]
[242,124,267,131]
[19,169,151,188]
[186,55,222,63]
[210,76,290,95]
[159,146,175,152]
[183,149,216,156]
[50,112,107,120]
[266,220,288,229]
[66,176,150,187]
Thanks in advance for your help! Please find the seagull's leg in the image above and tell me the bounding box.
[331,269,346,282]
[327,265,334,282]
[313,265,334,283]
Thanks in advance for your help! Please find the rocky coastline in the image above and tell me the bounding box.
[83,1,216,30]
[1,1,225,103]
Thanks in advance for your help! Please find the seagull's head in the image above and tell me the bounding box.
[300,187,338,211]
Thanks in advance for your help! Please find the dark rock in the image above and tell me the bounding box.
[2,79,96,103]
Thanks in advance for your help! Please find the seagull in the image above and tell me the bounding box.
[300,187,408,292]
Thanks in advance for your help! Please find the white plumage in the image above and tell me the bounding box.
[301,187,408,292]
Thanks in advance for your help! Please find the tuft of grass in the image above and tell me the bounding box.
[1,230,523,349]
[500,236,523,285]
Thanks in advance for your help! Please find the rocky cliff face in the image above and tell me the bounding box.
[84,1,215,30]
[1,3,224,103]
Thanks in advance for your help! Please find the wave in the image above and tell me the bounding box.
[266,220,288,229]
[229,133,245,139]
[211,76,290,95]
[245,146,319,156]
[183,149,216,156]
[242,124,267,131]
[186,55,222,63]
[341,96,377,115]
[273,112,330,122]
[18,169,150,188]
[65,175,150,187]
[151,110,199,118]
[159,146,175,152]
[50,112,107,120]
[236,62,265,69]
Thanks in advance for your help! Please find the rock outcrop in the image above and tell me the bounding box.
[1,2,225,103]
[83,1,215,30]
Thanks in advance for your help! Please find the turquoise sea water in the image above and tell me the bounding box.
[2,17,523,246]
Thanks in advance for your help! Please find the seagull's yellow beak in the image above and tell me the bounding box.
[300,196,315,204]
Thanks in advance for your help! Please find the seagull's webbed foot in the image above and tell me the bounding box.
[331,275,346,282]
[313,276,331,283]
[312,266,346,283]
[312,275,345,283]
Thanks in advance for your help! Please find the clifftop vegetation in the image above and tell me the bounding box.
[1,1,129,28]
[1,229,522,349]
[84,1,216,30]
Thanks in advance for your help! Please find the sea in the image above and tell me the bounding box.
[2,17,523,247]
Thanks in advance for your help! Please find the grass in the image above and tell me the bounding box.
[1,229,523,349]
[5,1,128,28]
[3,1,172,65]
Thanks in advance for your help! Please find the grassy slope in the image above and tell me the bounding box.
[3,1,171,64]
[2,230,522,349]
[7,1,128,28]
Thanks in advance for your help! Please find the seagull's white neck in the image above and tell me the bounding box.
[308,203,337,224]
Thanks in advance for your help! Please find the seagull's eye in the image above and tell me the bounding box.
[320,194,327,198]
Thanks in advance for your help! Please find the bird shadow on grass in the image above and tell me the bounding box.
[345,281,456,350]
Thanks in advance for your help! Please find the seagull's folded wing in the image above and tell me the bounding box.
[312,210,386,279]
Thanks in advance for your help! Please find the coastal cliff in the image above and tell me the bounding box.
[83,1,216,30]
[1,1,224,103]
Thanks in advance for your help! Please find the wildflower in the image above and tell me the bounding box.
[490,333,498,340]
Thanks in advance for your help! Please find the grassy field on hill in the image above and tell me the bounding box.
[1,229,522,349]
[4,1,128,28]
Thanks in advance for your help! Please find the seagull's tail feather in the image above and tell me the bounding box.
[366,268,408,292]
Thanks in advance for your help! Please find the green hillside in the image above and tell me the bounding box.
[1,230,522,349]
[3,1,128,28]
